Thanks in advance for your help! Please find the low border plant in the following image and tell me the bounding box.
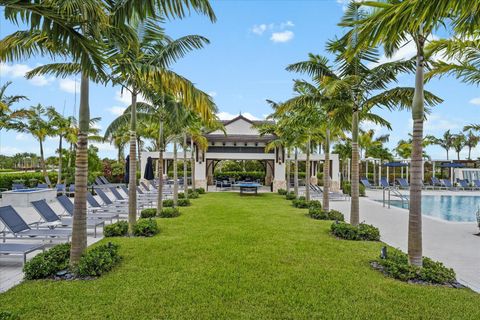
[104,221,128,237]
[330,222,380,241]
[309,208,344,221]
[133,218,159,237]
[159,207,181,218]
[140,208,157,219]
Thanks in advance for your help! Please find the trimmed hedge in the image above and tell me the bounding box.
[375,247,456,284]
[330,222,380,241]
[159,207,181,218]
[195,187,205,194]
[104,221,128,237]
[23,243,70,280]
[285,192,296,200]
[133,218,159,237]
[342,181,366,197]
[75,243,121,277]
[163,199,174,207]
[140,209,157,219]
[0,171,58,189]
[277,189,287,195]
[309,208,345,221]
[178,199,191,207]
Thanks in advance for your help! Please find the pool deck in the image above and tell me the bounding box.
[330,189,480,292]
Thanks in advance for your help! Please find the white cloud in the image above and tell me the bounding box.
[0,63,54,87]
[59,78,80,94]
[91,142,116,152]
[280,20,295,29]
[469,97,480,105]
[0,145,24,156]
[216,111,261,121]
[108,106,127,116]
[423,114,462,133]
[15,133,28,141]
[208,91,217,97]
[270,30,294,43]
[115,90,148,106]
[251,24,269,35]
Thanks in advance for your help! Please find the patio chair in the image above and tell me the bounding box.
[56,184,66,195]
[473,180,480,190]
[360,178,380,189]
[396,178,410,189]
[95,188,127,207]
[441,179,457,190]
[430,177,446,190]
[0,243,44,265]
[66,184,75,197]
[0,205,71,241]
[31,199,103,238]
[109,187,127,202]
[99,176,111,185]
[457,179,474,190]
[56,195,119,223]
[87,192,128,215]
[380,177,390,189]
[37,183,48,189]
[12,183,25,190]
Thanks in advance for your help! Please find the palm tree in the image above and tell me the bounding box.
[1,0,216,265]
[428,130,454,160]
[451,133,466,160]
[46,107,73,185]
[341,0,471,266]
[359,129,389,160]
[13,104,51,181]
[463,130,479,160]
[0,81,28,153]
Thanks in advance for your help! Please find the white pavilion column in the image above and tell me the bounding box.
[194,150,207,190]
[273,147,286,191]
[140,152,149,181]
[330,154,340,192]
[310,161,318,185]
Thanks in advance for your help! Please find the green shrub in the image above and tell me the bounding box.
[342,181,366,197]
[162,199,174,207]
[195,187,205,194]
[285,192,296,200]
[140,208,157,219]
[214,171,264,182]
[0,311,19,320]
[308,200,322,209]
[133,218,159,237]
[188,191,199,199]
[376,248,456,284]
[308,208,345,221]
[330,222,380,241]
[277,188,287,195]
[292,199,309,208]
[159,207,181,218]
[103,221,128,237]
[178,192,186,199]
[298,196,306,201]
[23,243,70,280]
[328,209,345,221]
[0,171,58,190]
[178,198,191,207]
[75,243,121,277]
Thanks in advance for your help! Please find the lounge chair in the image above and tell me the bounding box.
[0,243,44,265]
[396,178,410,189]
[360,178,380,189]
[87,192,128,215]
[95,188,128,208]
[310,185,349,201]
[56,195,119,223]
[12,183,25,190]
[0,205,72,241]
[31,199,103,238]
[56,183,66,195]
[37,183,48,189]
[95,177,105,185]
[109,187,128,202]
[380,177,390,189]
[441,179,457,190]
[473,180,480,190]
[99,176,111,185]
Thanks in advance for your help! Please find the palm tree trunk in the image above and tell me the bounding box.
[39,139,48,183]
[408,36,425,267]
[323,128,331,212]
[183,133,188,198]
[156,119,164,214]
[294,147,299,197]
[446,149,449,160]
[190,139,195,191]
[137,137,142,173]
[70,73,89,266]
[286,149,291,193]
[173,141,178,206]
[468,147,472,160]
[128,91,138,235]
[57,135,63,185]
[350,109,360,226]
[305,139,311,202]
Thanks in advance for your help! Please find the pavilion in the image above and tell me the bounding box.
[140,115,340,192]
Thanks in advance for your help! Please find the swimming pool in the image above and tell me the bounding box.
[380,195,480,222]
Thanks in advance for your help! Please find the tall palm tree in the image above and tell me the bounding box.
[348,0,479,267]
[1,0,216,264]
[463,130,479,160]
[13,104,51,181]
[46,107,72,185]
[0,81,28,153]
[451,133,466,160]
[428,130,454,160]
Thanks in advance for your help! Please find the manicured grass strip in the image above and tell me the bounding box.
[0,193,479,319]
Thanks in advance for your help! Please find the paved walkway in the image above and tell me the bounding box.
[328,190,480,292]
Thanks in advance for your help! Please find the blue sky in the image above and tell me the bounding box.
[0,0,479,160]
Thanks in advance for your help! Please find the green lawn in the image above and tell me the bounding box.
[1,193,479,319]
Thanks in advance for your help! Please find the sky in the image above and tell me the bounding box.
[0,0,479,160]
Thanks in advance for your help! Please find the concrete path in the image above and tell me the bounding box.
[329,190,480,292]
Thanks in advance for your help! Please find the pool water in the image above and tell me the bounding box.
[382,195,480,222]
